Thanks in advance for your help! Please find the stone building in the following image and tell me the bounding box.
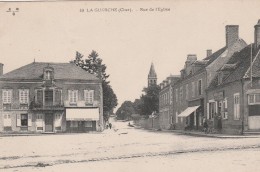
[206,20,260,134]
[172,25,247,130]
[0,62,104,133]
[159,75,180,129]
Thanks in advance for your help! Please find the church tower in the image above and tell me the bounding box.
[148,62,157,87]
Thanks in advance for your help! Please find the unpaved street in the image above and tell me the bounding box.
[1,121,260,171]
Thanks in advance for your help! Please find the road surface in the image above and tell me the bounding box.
[1,120,260,172]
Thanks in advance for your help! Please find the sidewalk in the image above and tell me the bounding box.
[169,130,260,138]
[134,125,260,138]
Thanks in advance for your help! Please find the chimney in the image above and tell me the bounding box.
[226,25,239,48]
[185,54,197,67]
[207,49,212,57]
[0,63,3,76]
[254,19,260,49]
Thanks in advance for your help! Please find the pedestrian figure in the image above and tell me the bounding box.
[109,123,112,129]
[217,114,222,133]
[203,120,208,133]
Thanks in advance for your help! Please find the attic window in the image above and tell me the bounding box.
[46,71,51,80]
[43,67,54,80]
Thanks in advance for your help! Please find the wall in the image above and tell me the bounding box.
[0,79,102,132]
[207,80,243,134]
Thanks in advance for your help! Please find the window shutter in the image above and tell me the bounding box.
[28,114,32,127]
[55,90,61,104]
[16,114,21,126]
[36,90,43,104]
[207,103,209,119]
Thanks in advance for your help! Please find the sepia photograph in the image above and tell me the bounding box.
[0,0,260,171]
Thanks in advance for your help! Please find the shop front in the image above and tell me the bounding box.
[65,108,99,132]
[178,105,200,130]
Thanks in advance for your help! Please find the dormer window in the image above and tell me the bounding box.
[46,71,51,80]
[43,66,54,80]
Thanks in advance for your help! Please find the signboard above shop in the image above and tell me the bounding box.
[214,91,224,101]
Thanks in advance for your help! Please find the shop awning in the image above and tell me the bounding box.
[178,106,200,118]
[66,108,99,121]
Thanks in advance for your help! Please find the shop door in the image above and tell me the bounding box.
[45,113,53,132]
[78,121,85,132]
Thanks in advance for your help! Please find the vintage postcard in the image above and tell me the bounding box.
[0,0,260,171]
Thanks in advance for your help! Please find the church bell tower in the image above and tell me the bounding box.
[148,63,157,87]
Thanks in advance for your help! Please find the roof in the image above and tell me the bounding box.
[148,63,157,78]
[0,62,99,81]
[207,44,260,90]
[203,46,227,66]
[178,46,227,82]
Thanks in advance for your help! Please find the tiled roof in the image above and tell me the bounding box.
[203,46,227,65]
[207,44,260,90]
[179,47,227,81]
[0,62,99,81]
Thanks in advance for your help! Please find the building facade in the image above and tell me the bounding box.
[171,25,247,131]
[206,20,260,134]
[0,62,104,133]
[159,75,180,129]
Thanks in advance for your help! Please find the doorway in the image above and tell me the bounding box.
[45,113,54,132]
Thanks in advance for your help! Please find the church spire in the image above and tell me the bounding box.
[148,62,157,87]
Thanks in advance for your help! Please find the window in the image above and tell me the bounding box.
[186,84,189,100]
[54,89,62,105]
[223,98,228,119]
[70,121,78,127]
[176,89,178,102]
[180,87,183,101]
[21,114,28,127]
[84,90,94,104]
[248,94,260,105]
[36,90,43,104]
[2,89,12,104]
[198,79,202,95]
[234,93,240,120]
[45,90,53,106]
[85,121,92,127]
[3,113,11,127]
[192,82,196,97]
[69,90,78,104]
[176,112,178,123]
[36,114,43,120]
[208,101,216,119]
[19,89,29,104]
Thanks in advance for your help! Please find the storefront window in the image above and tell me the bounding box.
[70,121,78,127]
[21,114,28,126]
[85,121,92,127]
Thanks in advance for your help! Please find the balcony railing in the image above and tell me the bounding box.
[29,100,64,110]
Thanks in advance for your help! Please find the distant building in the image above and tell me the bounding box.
[172,25,247,131]
[148,63,157,87]
[206,20,260,134]
[159,75,180,129]
[0,62,104,133]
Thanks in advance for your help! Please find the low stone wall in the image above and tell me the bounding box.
[134,118,160,130]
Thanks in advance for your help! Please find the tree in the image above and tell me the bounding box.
[116,101,135,120]
[72,50,118,122]
[139,85,160,117]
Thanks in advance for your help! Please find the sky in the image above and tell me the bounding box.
[0,0,260,110]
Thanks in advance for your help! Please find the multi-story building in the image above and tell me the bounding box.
[159,75,180,129]
[0,62,104,133]
[172,25,247,130]
[206,20,260,134]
